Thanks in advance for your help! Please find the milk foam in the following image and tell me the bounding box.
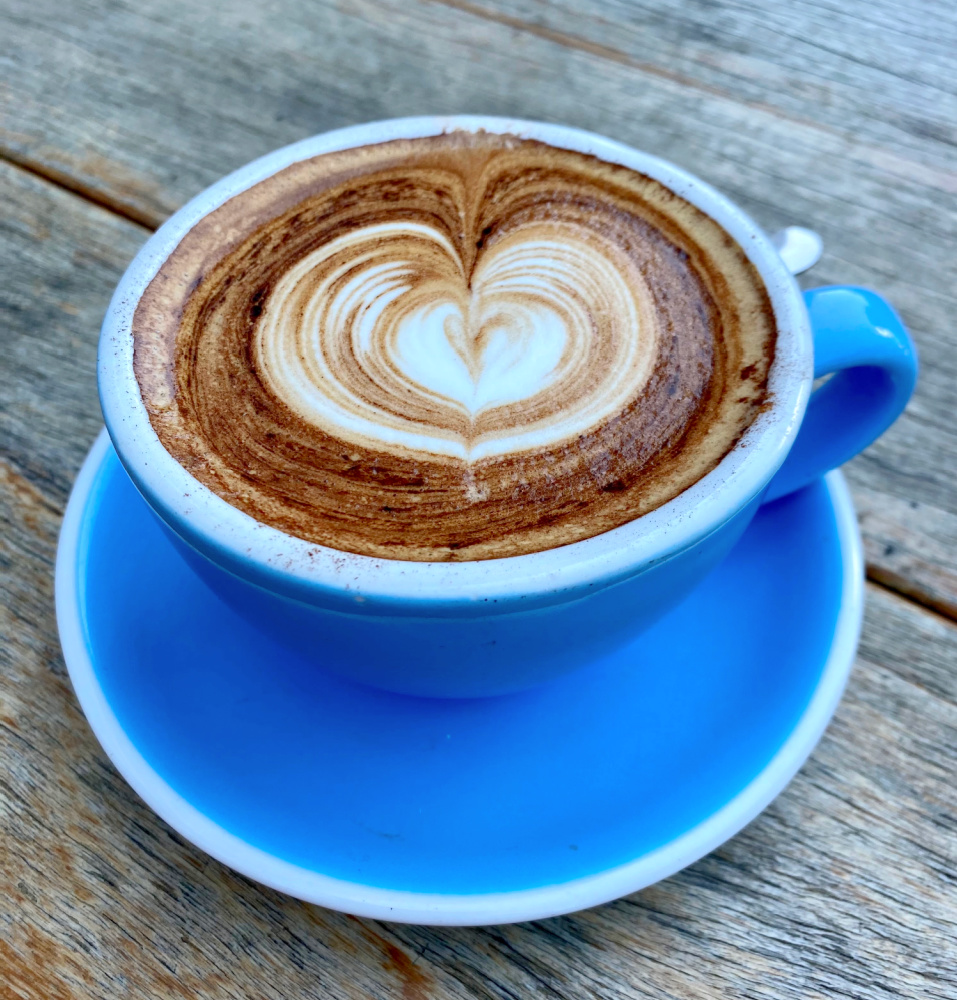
[255,221,658,460]
[133,132,775,561]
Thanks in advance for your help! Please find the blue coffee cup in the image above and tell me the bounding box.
[98,117,917,697]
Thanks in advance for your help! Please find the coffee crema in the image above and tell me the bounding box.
[134,132,775,561]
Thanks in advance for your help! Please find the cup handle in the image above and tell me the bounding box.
[764,286,918,503]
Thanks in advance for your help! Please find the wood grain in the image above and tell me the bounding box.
[0,164,148,501]
[3,392,955,998]
[1,151,955,999]
[2,0,956,616]
[1,3,956,997]
[443,0,957,164]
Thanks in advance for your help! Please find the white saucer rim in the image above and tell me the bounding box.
[56,428,863,927]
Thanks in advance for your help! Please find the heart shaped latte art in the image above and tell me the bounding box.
[255,220,659,460]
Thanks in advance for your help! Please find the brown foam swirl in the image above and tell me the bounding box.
[134,132,775,561]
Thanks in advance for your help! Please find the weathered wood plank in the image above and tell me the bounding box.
[1,157,955,997]
[2,0,955,616]
[3,445,955,999]
[0,161,148,502]
[856,484,957,621]
[446,0,957,167]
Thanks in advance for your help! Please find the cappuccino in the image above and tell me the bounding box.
[134,132,775,560]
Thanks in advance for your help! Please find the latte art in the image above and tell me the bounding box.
[134,132,775,560]
[256,220,657,461]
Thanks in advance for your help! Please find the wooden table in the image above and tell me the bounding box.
[2,2,955,996]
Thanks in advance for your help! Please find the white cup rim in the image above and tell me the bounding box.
[98,115,811,606]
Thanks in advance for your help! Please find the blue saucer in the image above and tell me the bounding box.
[57,431,862,925]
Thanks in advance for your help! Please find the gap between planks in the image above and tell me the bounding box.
[0,148,158,230]
[2,151,951,628]
[424,0,861,141]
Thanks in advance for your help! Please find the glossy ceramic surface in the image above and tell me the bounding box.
[57,433,863,924]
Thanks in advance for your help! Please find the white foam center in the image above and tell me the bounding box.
[255,221,658,460]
